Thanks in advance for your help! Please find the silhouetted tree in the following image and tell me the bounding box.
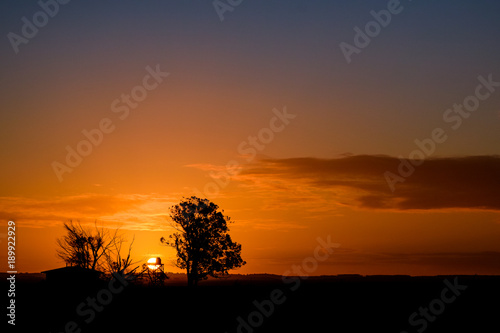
[104,235,139,277]
[56,220,135,275]
[161,197,246,287]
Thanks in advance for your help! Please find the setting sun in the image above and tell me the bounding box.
[147,257,162,270]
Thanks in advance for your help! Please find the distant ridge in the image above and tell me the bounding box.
[2,272,498,285]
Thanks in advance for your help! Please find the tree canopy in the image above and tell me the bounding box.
[161,196,245,286]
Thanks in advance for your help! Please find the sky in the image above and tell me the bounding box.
[1,0,500,276]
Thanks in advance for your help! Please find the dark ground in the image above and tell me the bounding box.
[3,273,499,332]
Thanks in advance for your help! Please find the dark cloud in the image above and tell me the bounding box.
[237,155,500,210]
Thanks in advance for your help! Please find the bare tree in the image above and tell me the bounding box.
[56,220,124,272]
[104,235,139,276]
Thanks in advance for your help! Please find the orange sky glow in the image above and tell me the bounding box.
[1,1,500,277]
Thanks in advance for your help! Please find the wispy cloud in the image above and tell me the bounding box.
[0,193,177,230]
[231,155,500,211]
[236,218,308,232]
[5,155,498,231]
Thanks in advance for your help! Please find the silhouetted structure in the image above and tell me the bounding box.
[140,257,168,286]
[42,266,102,285]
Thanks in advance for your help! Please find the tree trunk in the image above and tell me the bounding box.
[187,262,198,287]
[186,260,193,287]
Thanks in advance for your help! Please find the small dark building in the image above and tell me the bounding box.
[42,266,102,285]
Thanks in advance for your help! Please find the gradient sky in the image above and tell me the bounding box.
[1,0,500,275]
